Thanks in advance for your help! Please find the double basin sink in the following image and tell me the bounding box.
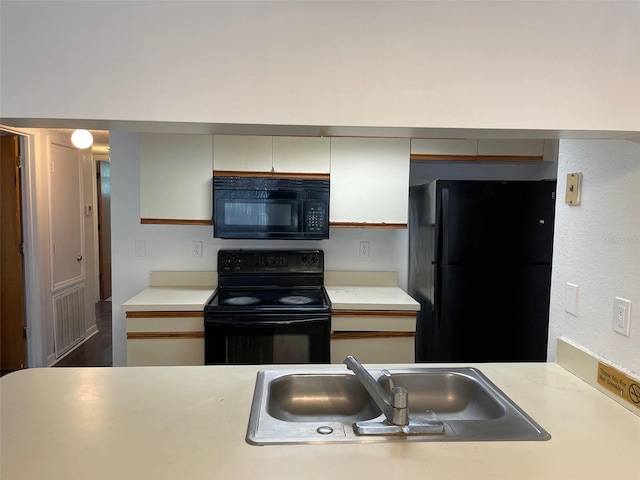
[247,359,550,445]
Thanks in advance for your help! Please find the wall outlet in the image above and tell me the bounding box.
[359,241,370,258]
[192,241,203,257]
[613,297,631,336]
[135,240,146,257]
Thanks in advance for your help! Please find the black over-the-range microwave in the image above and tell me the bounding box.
[213,175,330,240]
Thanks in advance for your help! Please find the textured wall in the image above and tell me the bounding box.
[548,140,640,376]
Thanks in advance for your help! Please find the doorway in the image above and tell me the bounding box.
[1,134,26,373]
[97,160,112,300]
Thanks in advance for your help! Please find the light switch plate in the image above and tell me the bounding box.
[613,297,631,336]
[565,283,579,316]
[135,240,146,257]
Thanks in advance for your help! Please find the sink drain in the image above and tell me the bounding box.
[316,426,334,435]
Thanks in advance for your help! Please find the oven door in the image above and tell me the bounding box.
[204,314,330,365]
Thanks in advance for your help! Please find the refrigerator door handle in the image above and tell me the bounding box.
[440,188,450,264]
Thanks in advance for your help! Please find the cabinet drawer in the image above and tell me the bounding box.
[125,312,204,333]
[332,311,416,332]
[330,333,414,364]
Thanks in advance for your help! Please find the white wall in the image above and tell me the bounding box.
[2,1,639,133]
[110,132,408,367]
[548,140,640,376]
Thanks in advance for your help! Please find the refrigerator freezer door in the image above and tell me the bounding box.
[437,181,556,264]
[433,264,552,362]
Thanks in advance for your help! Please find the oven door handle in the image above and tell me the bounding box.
[207,318,325,327]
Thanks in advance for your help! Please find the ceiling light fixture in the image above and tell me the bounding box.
[71,129,94,149]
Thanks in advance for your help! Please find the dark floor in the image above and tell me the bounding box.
[53,300,113,367]
[1,301,112,377]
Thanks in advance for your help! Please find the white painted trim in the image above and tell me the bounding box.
[19,133,44,367]
[89,155,100,302]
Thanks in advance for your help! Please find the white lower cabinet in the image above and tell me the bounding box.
[330,311,416,364]
[126,312,204,366]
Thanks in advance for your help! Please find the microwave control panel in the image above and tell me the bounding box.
[305,201,327,233]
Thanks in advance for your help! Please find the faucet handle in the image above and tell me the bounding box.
[390,386,408,408]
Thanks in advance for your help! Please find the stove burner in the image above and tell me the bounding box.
[279,295,314,305]
[224,296,261,306]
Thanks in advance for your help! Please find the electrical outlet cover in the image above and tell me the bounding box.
[613,297,631,336]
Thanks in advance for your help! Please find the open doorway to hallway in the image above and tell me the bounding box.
[1,126,113,371]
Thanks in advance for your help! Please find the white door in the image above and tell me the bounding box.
[49,140,86,357]
[50,142,84,287]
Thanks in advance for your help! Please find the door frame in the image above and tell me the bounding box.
[1,125,42,367]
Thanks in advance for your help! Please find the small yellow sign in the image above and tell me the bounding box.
[597,362,640,410]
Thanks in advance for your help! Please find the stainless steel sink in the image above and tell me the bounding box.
[246,367,551,445]
[377,371,505,421]
[267,374,382,422]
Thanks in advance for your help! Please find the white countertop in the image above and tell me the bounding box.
[1,363,638,480]
[121,284,418,313]
[121,286,216,312]
[325,286,420,311]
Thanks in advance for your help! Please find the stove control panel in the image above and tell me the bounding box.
[218,250,323,274]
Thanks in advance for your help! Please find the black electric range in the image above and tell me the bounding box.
[204,250,331,364]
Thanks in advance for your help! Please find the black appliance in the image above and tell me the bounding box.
[409,180,556,363]
[213,176,330,240]
[204,249,331,365]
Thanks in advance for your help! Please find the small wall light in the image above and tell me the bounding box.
[71,129,94,149]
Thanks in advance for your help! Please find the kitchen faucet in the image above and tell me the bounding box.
[343,355,409,425]
[343,355,445,436]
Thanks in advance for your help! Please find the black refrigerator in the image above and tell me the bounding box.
[409,180,557,363]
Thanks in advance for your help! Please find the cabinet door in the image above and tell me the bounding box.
[139,133,213,223]
[272,136,330,174]
[477,139,545,159]
[213,135,272,172]
[411,139,478,160]
[330,334,415,364]
[126,313,205,366]
[330,138,410,226]
[127,337,204,366]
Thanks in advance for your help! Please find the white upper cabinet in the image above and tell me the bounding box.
[477,139,545,158]
[213,135,330,174]
[139,134,213,223]
[330,138,410,226]
[411,139,478,158]
[411,138,546,161]
[272,136,330,174]
[213,135,272,172]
